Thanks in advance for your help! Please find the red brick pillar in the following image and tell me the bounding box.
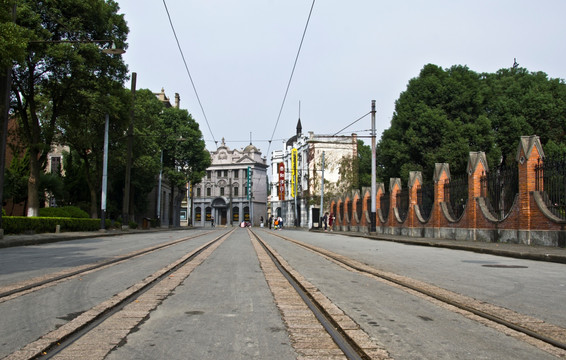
[389,178,401,228]
[467,152,488,238]
[376,183,384,226]
[408,171,422,230]
[516,135,544,244]
[432,163,450,235]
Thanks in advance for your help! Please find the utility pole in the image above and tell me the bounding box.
[122,72,136,227]
[370,100,377,232]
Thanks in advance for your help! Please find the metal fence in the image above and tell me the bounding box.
[444,175,467,220]
[535,157,566,220]
[480,164,518,220]
[396,188,409,222]
[380,192,390,221]
[417,182,434,221]
[356,198,362,221]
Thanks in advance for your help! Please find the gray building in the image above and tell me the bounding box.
[192,138,268,227]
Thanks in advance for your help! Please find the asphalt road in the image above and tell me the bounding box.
[1,228,564,359]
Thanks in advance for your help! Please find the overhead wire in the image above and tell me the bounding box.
[332,111,371,136]
[162,0,218,148]
[266,0,316,157]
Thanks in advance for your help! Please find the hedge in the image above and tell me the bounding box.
[3,217,110,234]
[39,206,89,218]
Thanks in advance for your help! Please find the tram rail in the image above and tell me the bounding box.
[260,229,566,355]
[0,231,213,302]
[4,229,233,360]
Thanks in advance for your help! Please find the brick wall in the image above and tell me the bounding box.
[329,135,566,247]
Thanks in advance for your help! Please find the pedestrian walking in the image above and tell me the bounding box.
[322,212,328,231]
[268,215,273,229]
[211,215,214,227]
[328,212,334,231]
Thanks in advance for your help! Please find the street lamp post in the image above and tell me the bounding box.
[101,113,109,230]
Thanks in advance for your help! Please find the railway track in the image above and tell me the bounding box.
[3,230,232,360]
[0,231,214,303]
[258,229,566,357]
[3,228,565,359]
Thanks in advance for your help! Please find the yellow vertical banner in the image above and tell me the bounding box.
[291,148,297,198]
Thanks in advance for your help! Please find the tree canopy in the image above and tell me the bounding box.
[377,64,566,182]
[10,0,128,216]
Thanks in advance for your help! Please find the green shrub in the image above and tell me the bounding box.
[129,221,138,229]
[3,216,102,234]
[39,206,89,218]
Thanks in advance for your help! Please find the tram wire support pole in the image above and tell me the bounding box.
[370,100,377,233]
[122,72,136,229]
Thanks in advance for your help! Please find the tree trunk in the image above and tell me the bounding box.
[26,148,40,217]
[168,181,174,228]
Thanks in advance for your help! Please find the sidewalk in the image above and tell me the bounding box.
[312,229,566,264]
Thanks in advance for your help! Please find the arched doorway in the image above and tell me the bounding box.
[211,197,228,225]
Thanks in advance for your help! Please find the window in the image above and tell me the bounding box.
[220,187,225,196]
[234,170,239,178]
[197,187,201,197]
[245,186,248,196]
[217,170,222,177]
[206,171,211,179]
[206,187,211,196]
[223,170,228,177]
[234,186,238,196]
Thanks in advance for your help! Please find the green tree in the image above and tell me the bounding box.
[10,0,128,216]
[0,0,30,69]
[58,87,130,218]
[357,140,372,188]
[109,88,164,221]
[482,67,566,162]
[160,107,210,226]
[377,64,496,181]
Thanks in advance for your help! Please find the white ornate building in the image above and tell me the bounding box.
[270,119,358,228]
[192,138,268,227]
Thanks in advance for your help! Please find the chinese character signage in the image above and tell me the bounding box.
[291,148,297,198]
[247,166,252,200]
[278,162,285,201]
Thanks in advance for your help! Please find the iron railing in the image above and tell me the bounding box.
[380,192,390,221]
[480,164,518,220]
[396,188,409,222]
[417,182,434,221]
[339,203,344,223]
[535,157,566,220]
[444,175,467,220]
[347,201,352,222]
[356,198,362,220]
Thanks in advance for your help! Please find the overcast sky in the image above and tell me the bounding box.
[115,0,566,156]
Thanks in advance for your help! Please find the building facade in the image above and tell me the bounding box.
[270,120,358,229]
[192,139,268,227]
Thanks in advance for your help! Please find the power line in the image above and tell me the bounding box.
[332,111,371,136]
[266,0,316,157]
[162,0,217,148]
